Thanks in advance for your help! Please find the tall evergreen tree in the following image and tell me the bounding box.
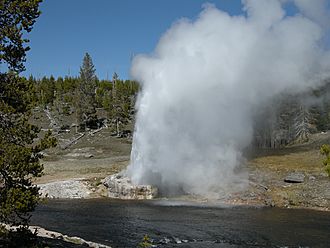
[75,53,97,131]
[108,74,131,135]
[0,0,56,230]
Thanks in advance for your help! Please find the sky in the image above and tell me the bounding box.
[22,0,299,80]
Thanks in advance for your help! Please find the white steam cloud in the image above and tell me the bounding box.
[127,0,330,197]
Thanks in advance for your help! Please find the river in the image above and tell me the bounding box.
[31,199,330,248]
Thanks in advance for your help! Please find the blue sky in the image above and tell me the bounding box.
[23,0,297,80]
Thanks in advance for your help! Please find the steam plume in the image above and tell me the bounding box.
[127,0,330,197]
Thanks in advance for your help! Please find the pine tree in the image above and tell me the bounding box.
[75,53,97,131]
[109,74,130,135]
[39,76,55,107]
[0,0,56,230]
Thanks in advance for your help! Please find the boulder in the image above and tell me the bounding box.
[102,173,158,200]
[284,172,305,183]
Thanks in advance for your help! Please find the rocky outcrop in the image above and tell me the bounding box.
[102,173,157,200]
[38,175,157,200]
[38,179,91,198]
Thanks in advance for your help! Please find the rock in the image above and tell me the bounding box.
[173,237,182,244]
[64,152,94,158]
[39,179,91,198]
[102,173,158,200]
[309,175,316,180]
[159,237,171,244]
[28,225,112,248]
[84,153,94,158]
[38,151,49,157]
[284,172,305,183]
[264,198,275,207]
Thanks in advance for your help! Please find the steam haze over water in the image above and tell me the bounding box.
[127,0,330,197]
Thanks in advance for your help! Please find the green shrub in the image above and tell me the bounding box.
[325,165,330,177]
[138,234,152,248]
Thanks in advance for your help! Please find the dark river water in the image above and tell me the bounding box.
[31,199,330,248]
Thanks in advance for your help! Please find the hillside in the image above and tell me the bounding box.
[244,132,330,210]
[32,108,330,210]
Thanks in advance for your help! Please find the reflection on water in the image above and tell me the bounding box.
[32,199,330,248]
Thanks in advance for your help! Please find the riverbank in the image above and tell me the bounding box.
[36,129,330,211]
[1,223,111,248]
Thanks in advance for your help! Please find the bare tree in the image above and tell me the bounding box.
[293,104,315,143]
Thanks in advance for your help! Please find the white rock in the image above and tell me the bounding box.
[102,173,158,200]
[38,179,91,198]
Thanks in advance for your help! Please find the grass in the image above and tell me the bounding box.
[245,133,330,209]
[34,115,132,183]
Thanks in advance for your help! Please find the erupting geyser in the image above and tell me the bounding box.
[127,0,330,197]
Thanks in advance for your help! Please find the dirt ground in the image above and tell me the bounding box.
[35,128,131,183]
[234,132,330,210]
[36,123,330,210]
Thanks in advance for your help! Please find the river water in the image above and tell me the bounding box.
[31,199,330,248]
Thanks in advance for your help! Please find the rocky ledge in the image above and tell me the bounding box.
[102,173,158,200]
